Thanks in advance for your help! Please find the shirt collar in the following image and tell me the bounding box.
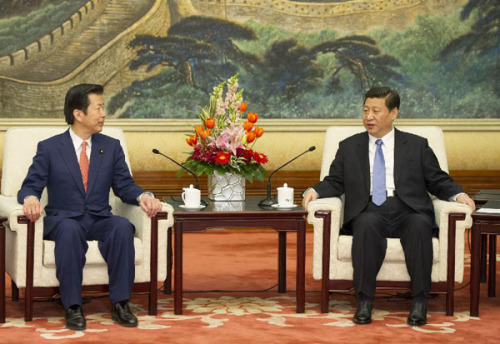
[69,127,92,150]
[368,127,395,146]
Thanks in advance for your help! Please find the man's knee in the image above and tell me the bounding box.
[351,212,383,236]
[53,219,85,243]
[401,214,433,241]
[108,216,135,239]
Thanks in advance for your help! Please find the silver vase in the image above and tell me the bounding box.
[208,171,246,201]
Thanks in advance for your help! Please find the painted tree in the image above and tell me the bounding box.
[311,35,401,91]
[129,35,215,89]
[259,39,321,101]
[440,0,499,95]
[129,16,259,91]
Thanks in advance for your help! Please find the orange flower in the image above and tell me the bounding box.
[195,125,204,137]
[205,117,215,129]
[202,129,211,140]
[243,121,254,131]
[185,135,197,146]
[215,152,231,165]
[247,112,258,123]
[239,102,248,112]
[254,126,264,137]
[246,131,256,143]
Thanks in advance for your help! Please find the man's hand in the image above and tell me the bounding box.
[456,193,476,211]
[139,193,162,218]
[23,196,43,222]
[302,188,318,209]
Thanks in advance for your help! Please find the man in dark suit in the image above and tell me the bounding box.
[18,84,162,331]
[302,87,475,326]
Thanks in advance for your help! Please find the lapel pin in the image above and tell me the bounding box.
[99,149,104,154]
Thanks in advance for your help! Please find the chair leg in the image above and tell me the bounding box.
[11,281,19,301]
[446,288,454,316]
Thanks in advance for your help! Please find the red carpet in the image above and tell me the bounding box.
[1,230,499,343]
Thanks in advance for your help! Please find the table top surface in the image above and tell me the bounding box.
[164,197,307,215]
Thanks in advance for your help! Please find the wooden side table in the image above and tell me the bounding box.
[165,197,308,315]
[470,211,500,316]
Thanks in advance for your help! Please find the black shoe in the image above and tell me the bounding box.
[65,305,86,331]
[353,300,372,325]
[407,301,427,326]
[111,302,138,327]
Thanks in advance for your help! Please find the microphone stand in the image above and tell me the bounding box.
[258,146,316,207]
[152,149,200,189]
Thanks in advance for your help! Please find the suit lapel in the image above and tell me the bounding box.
[86,133,104,197]
[394,128,409,185]
[58,130,86,196]
[355,132,370,193]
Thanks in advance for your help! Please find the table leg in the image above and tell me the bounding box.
[278,232,286,293]
[296,219,306,313]
[164,227,172,294]
[470,222,481,317]
[488,235,496,297]
[481,235,487,283]
[174,222,183,315]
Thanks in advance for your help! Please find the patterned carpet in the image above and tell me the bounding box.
[1,231,499,343]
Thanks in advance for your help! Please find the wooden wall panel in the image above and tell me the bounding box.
[133,170,500,204]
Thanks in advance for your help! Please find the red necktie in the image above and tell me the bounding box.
[80,141,89,192]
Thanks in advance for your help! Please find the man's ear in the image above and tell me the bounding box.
[391,107,399,120]
[73,109,84,123]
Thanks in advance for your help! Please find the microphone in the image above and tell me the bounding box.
[152,149,200,190]
[258,146,316,207]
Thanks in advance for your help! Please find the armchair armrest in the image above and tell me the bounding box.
[306,197,343,280]
[307,197,343,238]
[112,198,174,239]
[433,199,472,229]
[432,199,472,283]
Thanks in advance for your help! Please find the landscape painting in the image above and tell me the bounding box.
[0,0,498,120]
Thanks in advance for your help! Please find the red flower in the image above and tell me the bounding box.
[215,152,231,165]
[239,102,248,112]
[237,148,254,163]
[253,152,268,164]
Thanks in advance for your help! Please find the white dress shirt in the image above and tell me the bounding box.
[368,128,395,196]
[69,127,91,162]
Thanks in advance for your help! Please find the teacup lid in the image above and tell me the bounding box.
[278,183,291,189]
[183,184,195,190]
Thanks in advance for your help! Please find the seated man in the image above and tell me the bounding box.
[302,86,475,326]
[18,84,162,331]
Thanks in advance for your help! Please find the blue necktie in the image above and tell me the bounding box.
[372,139,386,206]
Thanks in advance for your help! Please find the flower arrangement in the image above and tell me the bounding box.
[180,74,268,182]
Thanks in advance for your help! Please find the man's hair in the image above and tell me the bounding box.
[364,86,400,111]
[64,84,104,124]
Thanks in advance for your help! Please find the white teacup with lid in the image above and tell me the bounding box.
[277,183,294,207]
[182,184,201,208]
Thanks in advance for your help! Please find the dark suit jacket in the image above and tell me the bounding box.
[313,128,464,227]
[18,129,145,236]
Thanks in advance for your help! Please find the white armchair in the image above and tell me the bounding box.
[306,126,472,315]
[0,127,174,321]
